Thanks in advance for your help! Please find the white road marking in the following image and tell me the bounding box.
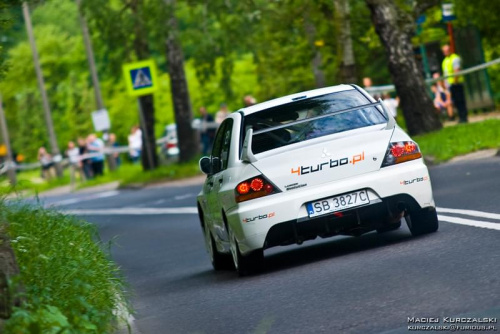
[65,207,198,215]
[174,193,195,200]
[49,190,120,206]
[437,207,500,220]
[438,215,500,231]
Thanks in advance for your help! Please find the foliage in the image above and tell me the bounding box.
[415,119,500,162]
[0,201,128,333]
[0,168,71,196]
[0,0,498,163]
[454,0,500,103]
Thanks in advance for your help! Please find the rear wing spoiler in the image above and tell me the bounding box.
[242,128,257,163]
[241,100,395,163]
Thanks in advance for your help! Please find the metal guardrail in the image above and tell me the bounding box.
[0,120,221,176]
[365,57,500,95]
[0,146,132,175]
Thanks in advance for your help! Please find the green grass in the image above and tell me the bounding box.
[79,159,202,189]
[0,158,202,196]
[0,169,71,196]
[0,201,128,333]
[415,119,500,162]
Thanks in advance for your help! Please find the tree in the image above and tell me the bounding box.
[163,0,197,163]
[334,0,357,84]
[365,0,442,135]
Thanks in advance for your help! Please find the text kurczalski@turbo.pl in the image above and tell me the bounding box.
[407,317,498,332]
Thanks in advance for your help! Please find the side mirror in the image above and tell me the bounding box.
[199,157,212,175]
[212,157,222,174]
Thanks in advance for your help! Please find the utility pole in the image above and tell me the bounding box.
[22,2,63,177]
[0,94,16,186]
[76,0,116,171]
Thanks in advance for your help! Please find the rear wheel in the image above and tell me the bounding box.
[204,225,232,270]
[229,227,263,276]
[405,207,439,236]
[377,220,401,234]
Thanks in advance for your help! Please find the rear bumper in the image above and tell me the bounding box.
[225,159,434,254]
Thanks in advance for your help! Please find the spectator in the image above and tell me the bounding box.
[109,133,121,167]
[432,72,454,120]
[199,107,216,155]
[78,137,92,180]
[215,103,229,124]
[37,147,55,181]
[66,141,83,187]
[442,44,468,123]
[362,77,380,100]
[243,95,257,107]
[382,93,399,118]
[87,134,105,177]
[128,125,142,163]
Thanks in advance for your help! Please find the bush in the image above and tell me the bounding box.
[0,201,128,333]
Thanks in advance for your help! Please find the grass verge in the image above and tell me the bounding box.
[0,200,128,333]
[415,119,500,162]
[0,158,202,196]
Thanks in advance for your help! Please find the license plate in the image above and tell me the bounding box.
[306,190,370,218]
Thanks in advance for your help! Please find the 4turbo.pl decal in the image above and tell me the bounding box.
[242,212,275,223]
[291,151,365,176]
[400,176,429,185]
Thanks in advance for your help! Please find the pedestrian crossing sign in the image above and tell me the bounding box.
[122,60,158,96]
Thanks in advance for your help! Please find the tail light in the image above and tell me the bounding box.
[382,141,422,167]
[235,175,279,203]
[166,142,176,149]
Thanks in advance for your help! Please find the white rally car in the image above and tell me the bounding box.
[197,85,438,275]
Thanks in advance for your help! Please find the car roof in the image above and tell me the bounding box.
[238,84,356,116]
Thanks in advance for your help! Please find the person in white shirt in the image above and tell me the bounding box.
[128,125,143,163]
[382,93,399,118]
[215,103,230,125]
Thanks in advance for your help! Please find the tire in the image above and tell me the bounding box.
[376,220,402,234]
[204,225,232,270]
[405,207,439,236]
[228,227,264,276]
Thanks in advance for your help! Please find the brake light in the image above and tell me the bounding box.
[237,182,250,194]
[236,175,279,203]
[382,141,422,167]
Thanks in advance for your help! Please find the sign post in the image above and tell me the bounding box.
[442,3,457,53]
[0,94,16,186]
[122,60,158,169]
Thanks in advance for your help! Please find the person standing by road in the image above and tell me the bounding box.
[243,95,257,107]
[198,107,215,155]
[66,141,83,189]
[215,103,230,125]
[87,134,105,177]
[37,147,55,180]
[442,44,468,123]
[108,133,121,168]
[78,137,92,180]
[128,125,142,163]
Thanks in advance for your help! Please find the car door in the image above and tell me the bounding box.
[207,118,233,242]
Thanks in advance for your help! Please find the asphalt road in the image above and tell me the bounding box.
[43,157,500,334]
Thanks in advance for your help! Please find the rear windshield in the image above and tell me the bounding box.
[243,89,387,154]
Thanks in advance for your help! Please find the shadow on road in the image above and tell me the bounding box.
[260,228,423,275]
[168,227,439,288]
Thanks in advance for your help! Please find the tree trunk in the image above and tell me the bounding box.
[131,0,158,170]
[334,0,357,84]
[303,13,326,88]
[365,0,442,136]
[165,0,198,162]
